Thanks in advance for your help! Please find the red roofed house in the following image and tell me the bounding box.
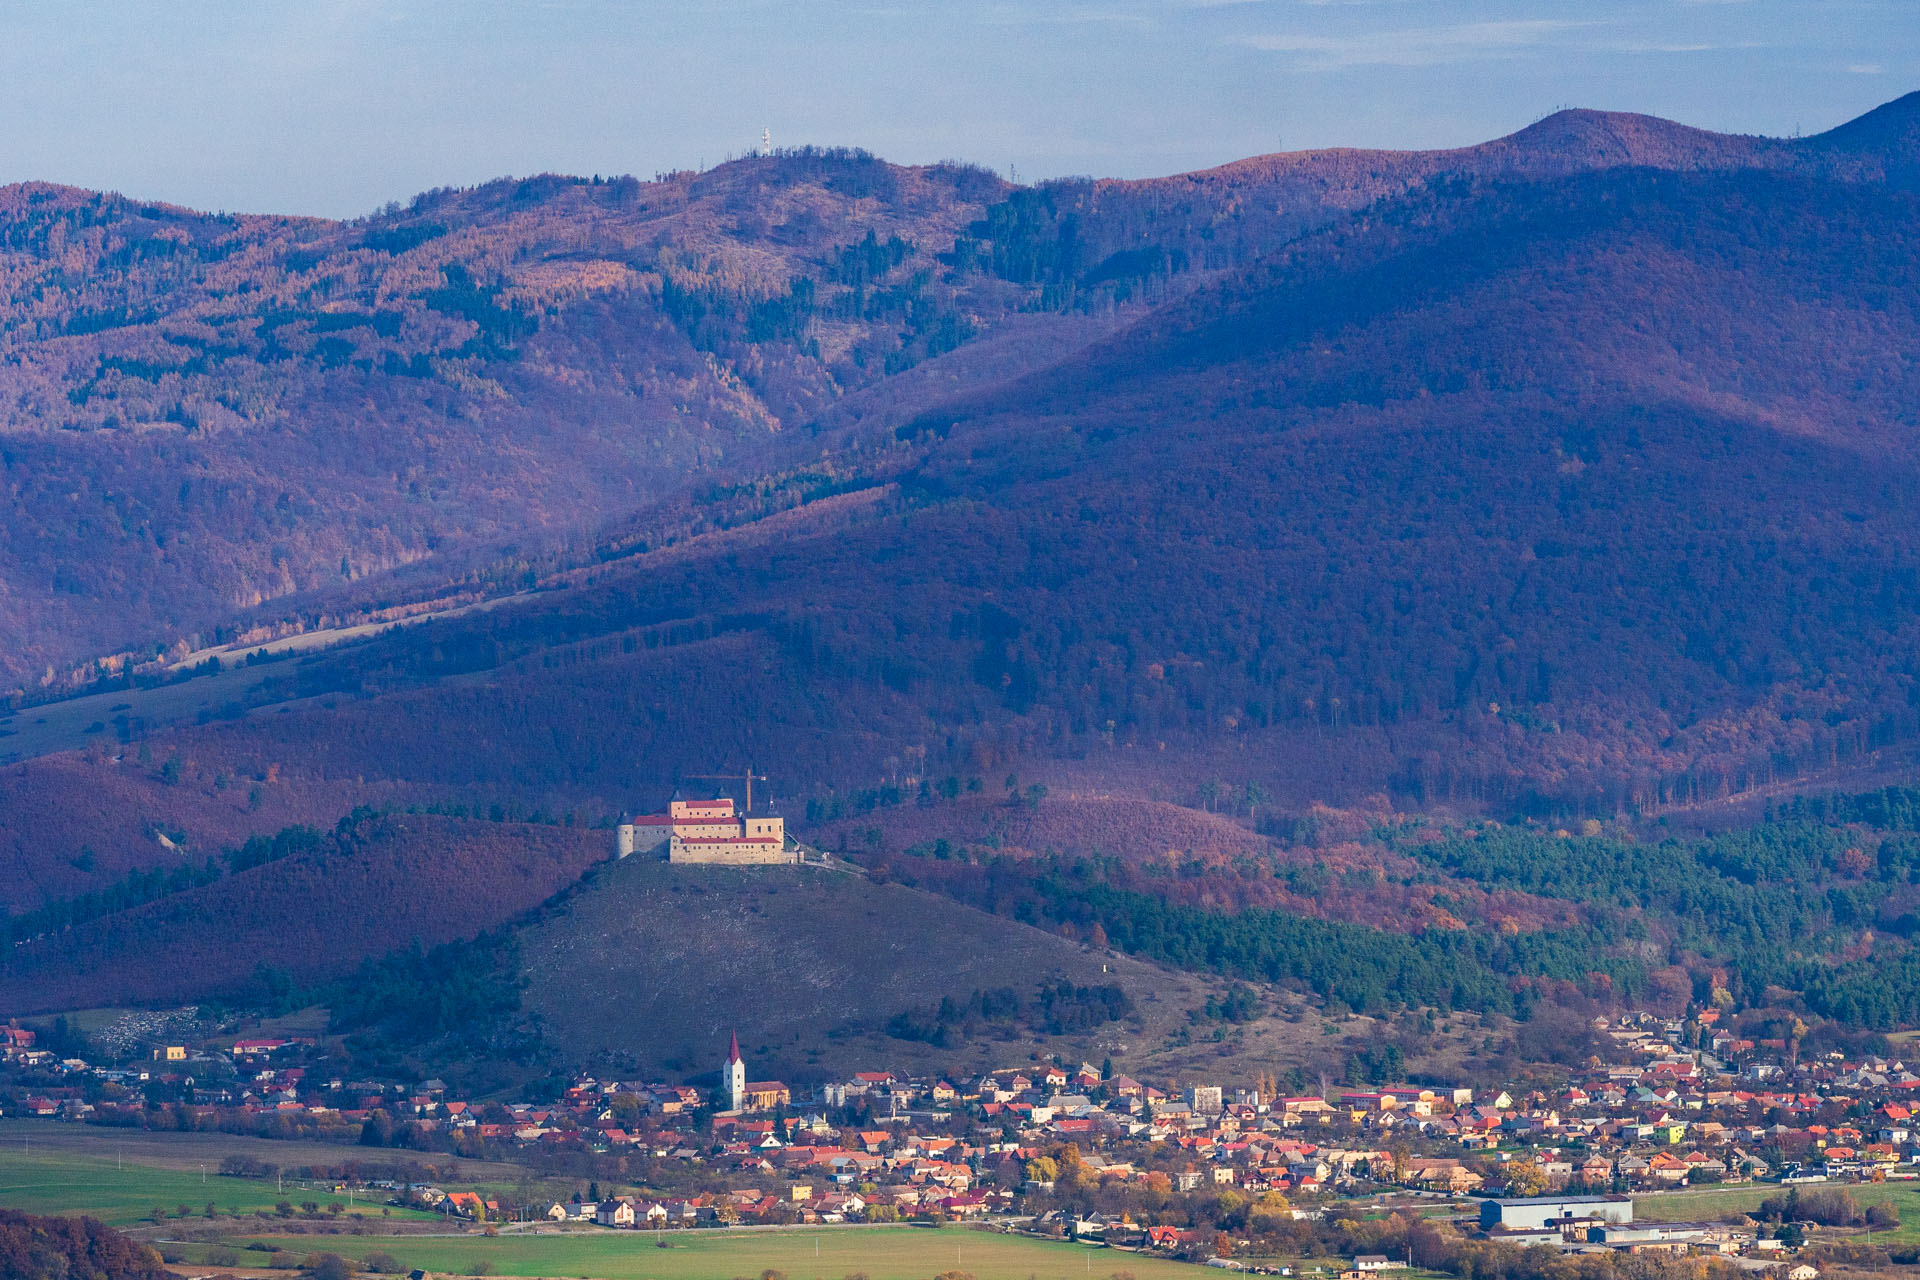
[233,1039,288,1057]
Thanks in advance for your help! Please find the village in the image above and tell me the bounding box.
[3,1008,1917,1273]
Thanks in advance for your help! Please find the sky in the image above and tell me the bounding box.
[0,0,1914,219]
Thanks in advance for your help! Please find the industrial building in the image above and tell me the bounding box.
[1480,1195,1634,1232]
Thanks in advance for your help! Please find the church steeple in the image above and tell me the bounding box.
[723,1030,746,1111]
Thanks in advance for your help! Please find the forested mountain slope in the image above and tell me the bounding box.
[5,98,1911,691]
[3,94,1920,918]
[177,154,1920,814]
[0,811,602,1011]
[879,164,1920,806]
[847,785,1920,1035]
[0,158,1015,682]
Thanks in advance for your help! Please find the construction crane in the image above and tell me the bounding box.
[687,769,768,814]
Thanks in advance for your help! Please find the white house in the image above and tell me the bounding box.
[596,1198,636,1227]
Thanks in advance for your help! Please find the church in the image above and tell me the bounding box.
[615,797,794,865]
[721,1031,790,1112]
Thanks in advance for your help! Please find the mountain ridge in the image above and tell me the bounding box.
[0,93,1918,901]
[3,94,1915,689]
[1808,87,1920,149]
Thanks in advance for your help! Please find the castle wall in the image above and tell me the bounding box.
[670,799,735,821]
[669,835,796,865]
[668,820,742,839]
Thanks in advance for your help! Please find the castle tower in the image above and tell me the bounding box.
[723,1030,746,1112]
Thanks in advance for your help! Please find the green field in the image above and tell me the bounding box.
[0,1118,530,1182]
[1633,1185,1775,1220]
[1636,1181,1920,1243]
[0,1145,420,1227]
[214,1226,1202,1280]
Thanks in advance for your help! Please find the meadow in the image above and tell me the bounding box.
[1636,1181,1920,1243]
[211,1225,1204,1280]
[0,1117,528,1181]
[0,1143,428,1227]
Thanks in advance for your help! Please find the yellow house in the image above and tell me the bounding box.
[152,1046,186,1062]
[743,1081,791,1109]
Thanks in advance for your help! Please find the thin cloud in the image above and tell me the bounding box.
[1237,19,1595,69]
[1599,39,1759,53]
[1186,0,1386,6]
[977,2,1153,25]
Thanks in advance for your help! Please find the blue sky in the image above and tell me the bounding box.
[1,0,1913,218]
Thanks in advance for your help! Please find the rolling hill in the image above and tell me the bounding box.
[0,807,1371,1085]
[514,856,1223,1080]
[0,808,1508,1088]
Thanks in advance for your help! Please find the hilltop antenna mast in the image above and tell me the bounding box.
[688,768,769,814]
[762,127,772,157]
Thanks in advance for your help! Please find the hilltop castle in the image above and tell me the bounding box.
[615,797,794,865]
